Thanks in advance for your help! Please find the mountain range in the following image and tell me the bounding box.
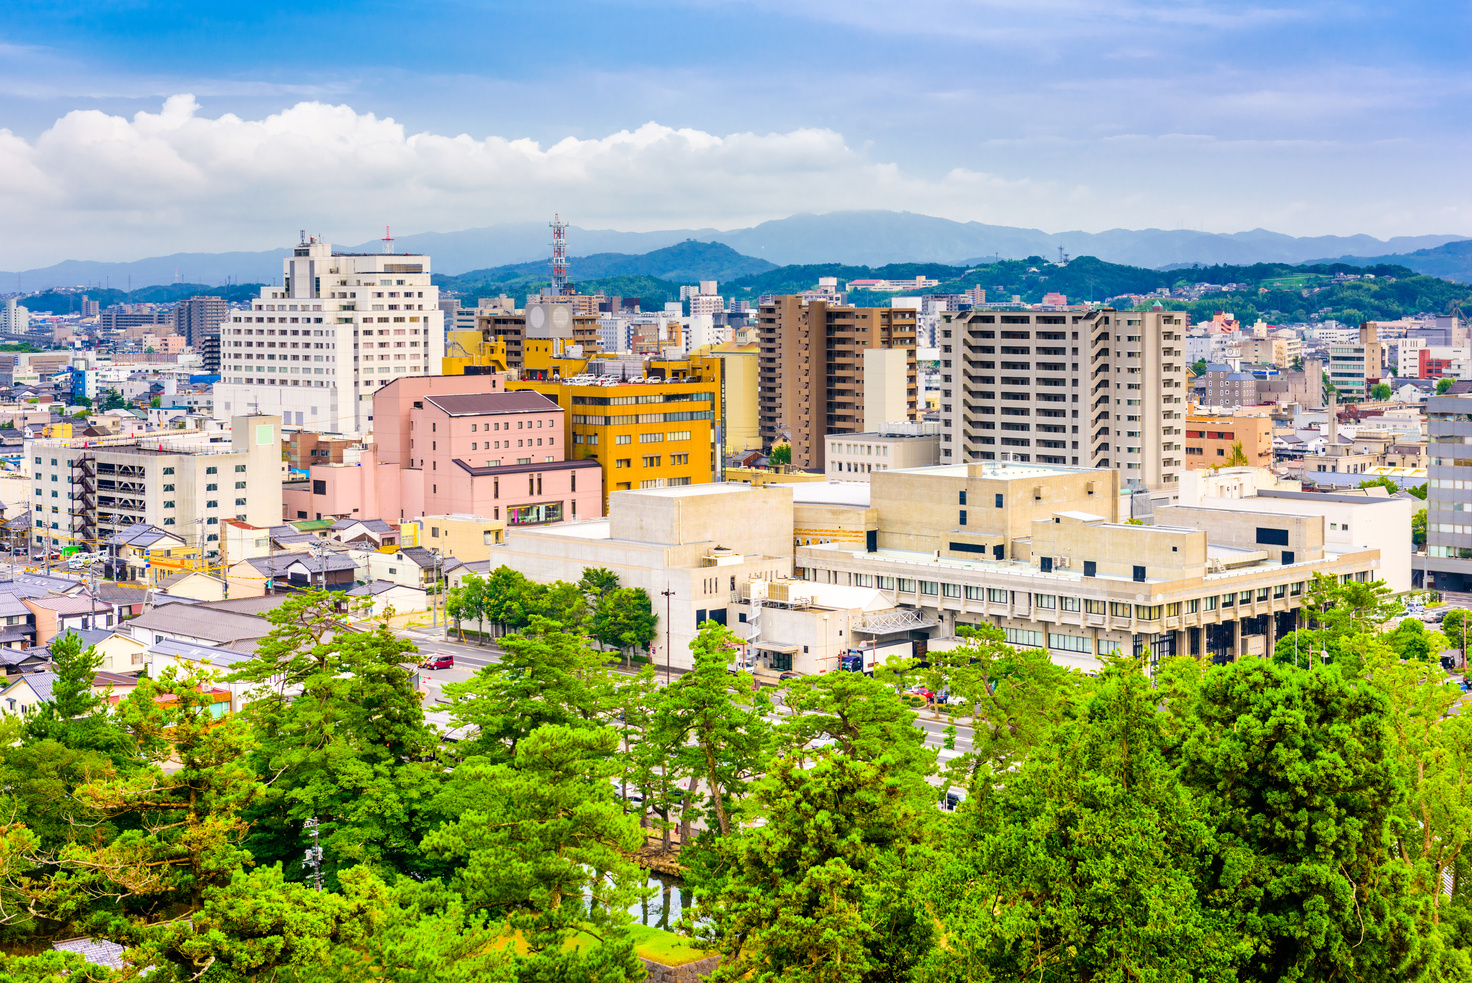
[4,211,1470,293]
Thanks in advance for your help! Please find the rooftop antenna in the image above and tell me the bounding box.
[549,214,570,296]
[381,225,395,254]
[299,229,307,245]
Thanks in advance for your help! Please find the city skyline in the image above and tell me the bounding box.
[3,1,1471,266]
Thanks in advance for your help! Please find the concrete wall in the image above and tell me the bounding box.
[1155,505,1324,567]
[863,348,909,431]
[872,464,1119,554]
[609,485,794,557]
[1030,513,1207,581]
[1174,491,1409,591]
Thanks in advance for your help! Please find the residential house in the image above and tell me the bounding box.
[104,523,193,584]
[344,580,429,617]
[24,594,113,644]
[157,570,229,602]
[330,518,399,550]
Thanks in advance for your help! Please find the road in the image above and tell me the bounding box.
[400,626,978,767]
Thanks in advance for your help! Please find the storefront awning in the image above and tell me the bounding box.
[752,641,801,654]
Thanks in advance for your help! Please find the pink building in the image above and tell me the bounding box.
[285,374,602,527]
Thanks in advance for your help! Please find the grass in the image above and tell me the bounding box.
[497,924,709,967]
[628,924,710,966]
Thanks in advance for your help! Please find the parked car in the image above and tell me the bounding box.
[905,686,936,700]
[727,657,757,674]
[420,654,454,670]
[778,670,801,681]
[940,788,967,812]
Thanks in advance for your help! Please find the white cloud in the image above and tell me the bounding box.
[0,95,1076,267]
[2,94,1471,269]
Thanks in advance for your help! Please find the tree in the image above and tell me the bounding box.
[1371,381,1393,400]
[227,591,436,881]
[62,665,262,912]
[1359,475,1402,495]
[768,443,791,467]
[1439,376,1456,394]
[1415,507,1427,548]
[1407,482,1428,500]
[594,587,657,663]
[928,657,1242,983]
[1442,609,1471,660]
[99,389,128,412]
[445,617,618,762]
[423,725,646,983]
[656,622,773,838]
[148,396,161,409]
[1226,439,1250,466]
[1191,358,1207,377]
[579,567,621,605]
[479,565,543,636]
[1179,658,1423,982]
[20,629,126,757]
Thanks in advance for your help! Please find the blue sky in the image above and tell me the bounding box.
[3,0,1471,265]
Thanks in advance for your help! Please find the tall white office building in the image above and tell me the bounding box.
[213,238,446,433]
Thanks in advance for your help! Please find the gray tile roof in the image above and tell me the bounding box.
[52,938,127,970]
[4,670,55,704]
[129,605,271,645]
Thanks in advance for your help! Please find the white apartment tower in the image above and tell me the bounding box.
[936,307,1187,491]
[213,238,446,433]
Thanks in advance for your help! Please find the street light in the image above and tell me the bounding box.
[660,585,674,685]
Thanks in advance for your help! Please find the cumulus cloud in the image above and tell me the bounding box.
[0,95,1079,267]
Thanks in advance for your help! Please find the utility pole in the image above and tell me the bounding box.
[304,818,322,891]
[660,585,674,685]
[430,548,443,630]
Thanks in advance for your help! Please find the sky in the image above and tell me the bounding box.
[3,0,1471,267]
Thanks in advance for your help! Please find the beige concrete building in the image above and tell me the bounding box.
[1184,409,1273,468]
[863,348,910,431]
[758,297,917,470]
[936,307,1187,491]
[791,461,1382,670]
[488,484,794,669]
[822,422,941,481]
[1240,335,1302,368]
[29,415,283,560]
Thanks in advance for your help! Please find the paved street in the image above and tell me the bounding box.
[400,626,979,764]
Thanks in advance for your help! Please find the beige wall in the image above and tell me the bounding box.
[714,348,759,454]
[863,348,909,431]
[1155,505,1324,566]
[608,485,794,557]
[1030,513,1207,581]
[872,464,1120,554]
[407,514,507,562]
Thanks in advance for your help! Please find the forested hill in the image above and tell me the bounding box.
[436,248,1472,325]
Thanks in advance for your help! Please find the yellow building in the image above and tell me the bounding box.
[507,346,724,510]
[402,513,507,561]
[698,341,760,455]
[442,332,508,376]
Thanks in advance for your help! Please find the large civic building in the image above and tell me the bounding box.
[936,307,1188,491]
[1425,393,1472,590]
[212,238,446,433]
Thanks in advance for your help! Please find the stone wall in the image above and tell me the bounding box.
[641,954,720,983]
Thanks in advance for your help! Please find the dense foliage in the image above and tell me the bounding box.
[2,578,1471,983]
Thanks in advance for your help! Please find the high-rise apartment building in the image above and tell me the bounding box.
[1328,322,1383,400]
[758,297,917,470]
[175,296,230,374]
[212,239,446,433]
[1425,393,1472,590]
[175,296,229,348]
[936,307,1187,490]
[1,299,29,337]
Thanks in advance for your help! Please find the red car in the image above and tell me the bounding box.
[421,654,454,670]
[905,686,936,700]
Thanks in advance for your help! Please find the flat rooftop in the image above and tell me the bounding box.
[782,482,871,507]
[892,461,1104,480]
[615,482,757,499]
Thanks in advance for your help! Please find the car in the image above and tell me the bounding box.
[939,788,967,812]
[727,657,757,674]
[778,670,801,681]
[420,654,454,670]
[905,687,936,700]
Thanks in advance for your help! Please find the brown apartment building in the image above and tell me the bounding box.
[1184,409,1273,468]
[758,297,917,470]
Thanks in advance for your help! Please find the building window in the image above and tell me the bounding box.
[1083,560,1096,577]
[920,581,939,595]
[942,583,961,598]
[898,578,916,593]
[995,493,1003,508]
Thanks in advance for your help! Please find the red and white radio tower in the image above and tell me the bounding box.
[381,225,395,254]
[549,214,570,295]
